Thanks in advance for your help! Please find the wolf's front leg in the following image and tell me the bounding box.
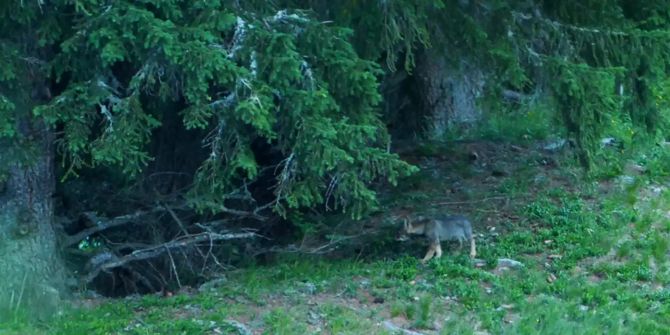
[434,243,443,259]
[469,238,477,259]
[421,242,437,264]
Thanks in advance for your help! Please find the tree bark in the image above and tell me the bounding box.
[0,120,65,321]
[414,48,485,138]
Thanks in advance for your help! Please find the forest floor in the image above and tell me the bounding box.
[3,138,670,334]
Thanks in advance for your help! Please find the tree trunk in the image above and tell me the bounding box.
[0,121,65,321]
[414,48,485,139]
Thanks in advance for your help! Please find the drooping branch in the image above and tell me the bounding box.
[512,11,629,37]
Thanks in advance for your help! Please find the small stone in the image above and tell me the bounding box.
[542,139,567,152]
[497,258,524,269]
[198,277,227,292]
[308,310,321,325]
[600,137,616,147]
[547,273,557,283]
[624,162,646,175]
[618,175,635,185]
[302,282,317,295]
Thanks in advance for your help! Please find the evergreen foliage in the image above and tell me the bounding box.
[1,0,670,236]
[2,1,417,219]
[302,0,670,168]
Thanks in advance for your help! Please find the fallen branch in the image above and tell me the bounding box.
[197,200,269,221]
[436,196,511,205]
[84,231,257,283]
[255,232,366,256]
[501,89,528,102]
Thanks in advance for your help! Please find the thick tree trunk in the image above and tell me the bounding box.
[0,123,65,321]
[414,48,485,138]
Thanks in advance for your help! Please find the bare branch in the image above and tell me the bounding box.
[84,231,257,283]
[63,209,162,248]
[435,196,511,205]
[196,201,268,221]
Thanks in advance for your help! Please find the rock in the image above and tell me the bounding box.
[542,139,567,152]
[600,137,616,147]
[307,310,321,325]
[198,277,227,292]
[299,281,317,295]
[617,175,636,186]
[382,320,426,335]
[496,258,524,269]
[538,156,558,167]
[650,186,664,195]
[624,162,646,175]
[222,320,251,335]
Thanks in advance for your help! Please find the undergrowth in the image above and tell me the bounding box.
[4,125,670,334]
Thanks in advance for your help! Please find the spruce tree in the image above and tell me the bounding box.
[0,0,416,318]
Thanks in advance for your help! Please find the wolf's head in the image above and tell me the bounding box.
[396,216,426,241]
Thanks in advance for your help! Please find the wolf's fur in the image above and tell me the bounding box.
[397,215,476,263]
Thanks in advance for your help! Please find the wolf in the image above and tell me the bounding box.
[397,214,476,263]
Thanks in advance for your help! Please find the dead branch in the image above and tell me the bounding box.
[502,89,528,102]
[436,196,513,205]
[63,209,163,248]
[83,231,257,283]
[197,200,268,221]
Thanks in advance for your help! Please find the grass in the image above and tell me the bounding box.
[5,137,670,334]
